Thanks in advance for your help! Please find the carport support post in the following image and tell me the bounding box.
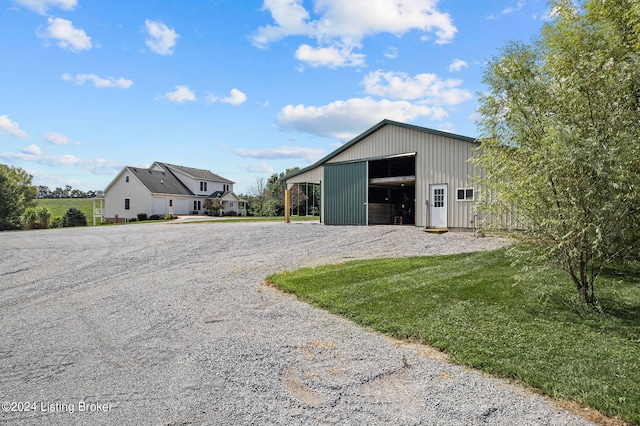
[284,189,291,223]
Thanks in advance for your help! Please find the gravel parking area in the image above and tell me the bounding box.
[0,222,594,425]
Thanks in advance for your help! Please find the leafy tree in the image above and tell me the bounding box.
[264,167,300,217]
[475,0,640,303]
[38,185,52,199]
[62,208,87,227]
[246,177,268,216]
[289,184,308,215]
[0,164,37,230]
[203,197,223,216]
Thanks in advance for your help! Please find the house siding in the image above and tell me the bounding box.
[104,170,152,220]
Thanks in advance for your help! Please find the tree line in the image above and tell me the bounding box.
[37,185,103,199]
[241,167,319,217]
[0,164,91,230]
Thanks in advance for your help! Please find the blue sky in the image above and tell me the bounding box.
[0,0,553,193]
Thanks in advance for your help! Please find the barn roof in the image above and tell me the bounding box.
[285,119,477,181]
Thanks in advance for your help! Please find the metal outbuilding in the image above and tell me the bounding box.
[283,119,480,229]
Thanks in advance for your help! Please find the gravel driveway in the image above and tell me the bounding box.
[0,222,593,425]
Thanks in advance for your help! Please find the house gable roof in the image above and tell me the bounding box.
[284,119,478,181]
[128,167,194,195]
[156,162,234,184]
[208,190,248,203]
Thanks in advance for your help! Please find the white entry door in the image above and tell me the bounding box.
[430,184,447,228]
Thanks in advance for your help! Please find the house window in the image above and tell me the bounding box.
[125,175,129,182]
[230,202,234,208]
[125,198,130,210]
[223,184,229,192]
[456,188,475,201]
[193,200,201,211]
[200,181,207,192]
[169,200,173,207]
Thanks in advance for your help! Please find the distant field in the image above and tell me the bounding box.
[35,198,95,226]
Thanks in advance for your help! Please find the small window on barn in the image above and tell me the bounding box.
[457,188,474,201]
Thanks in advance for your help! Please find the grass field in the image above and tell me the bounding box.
[35,198,95,225]
[267,249,640,425]
[174,215,320,224]
[34,199,319,227]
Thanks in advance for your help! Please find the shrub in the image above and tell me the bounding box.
[50,217,62,228]
[37,206,50,229]
[137,213,147,221]
[21,207,38,230]
[149,214,161,220]
[62,208,87,227]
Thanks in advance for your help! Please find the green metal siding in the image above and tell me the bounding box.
[324,162,367,225]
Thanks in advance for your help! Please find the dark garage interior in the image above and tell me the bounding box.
[368,155,416,225]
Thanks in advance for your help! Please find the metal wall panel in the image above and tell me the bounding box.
[326,125,478,228]
[324,162,367,225]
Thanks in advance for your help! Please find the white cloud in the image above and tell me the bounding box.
[239,162,276,173]
[384,46,399,59]
[221,89,247,106]
[22,144,41,155]
[158,85,196,103]
[469,111,483,123]
[0,151,124,175]
[234,146,327,163]
[277,97,446,140]
[11,0,77,15]
[0,152,83,166]
[207,89,248,106]
[295,44,365,68]
[144,20,179,55]
[44,132,81,145]
[448,58,468,72]
[40,17,92,52]
[252,0,457,68]
[62,73,133,89]
[503,1,526,15]
[362,70,473,105]
[488,1,527,20]
[0,115,29,139]
[538,6,561,21]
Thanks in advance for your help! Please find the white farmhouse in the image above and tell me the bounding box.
[98,162,246,223]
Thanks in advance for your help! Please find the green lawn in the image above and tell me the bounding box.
[267,249,640,425]
[35,198,95,225]
[34,199,320,227]
[174,215,320,224]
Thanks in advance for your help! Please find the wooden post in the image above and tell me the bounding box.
[284,189,291,223]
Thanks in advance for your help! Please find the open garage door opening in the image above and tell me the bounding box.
[368,154,416,225]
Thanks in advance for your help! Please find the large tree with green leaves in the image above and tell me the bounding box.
[475,0,640,303]
[0,164,38,230]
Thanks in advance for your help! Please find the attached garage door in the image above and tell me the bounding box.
[324,161,367,225]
